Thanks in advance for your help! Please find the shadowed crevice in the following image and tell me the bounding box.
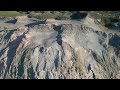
[4,29,16,39]
[45,71,49,79]
[17,50,27,78]
[3,32,26,78]
[53,25,63,46]
[5,19,17,24]
[27,66,35,79]
[39,47,44,53]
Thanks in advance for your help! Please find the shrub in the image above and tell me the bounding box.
[70,11,87,19]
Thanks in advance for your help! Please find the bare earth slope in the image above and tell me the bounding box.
[0,16,120,79]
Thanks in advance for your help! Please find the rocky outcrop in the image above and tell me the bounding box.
[0,17,120,79]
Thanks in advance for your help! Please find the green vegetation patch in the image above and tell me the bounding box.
[89,11,120,28]
[27,11,72,20]
[0,11,23,17]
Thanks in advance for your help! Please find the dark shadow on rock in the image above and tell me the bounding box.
[30,19,45,23]
[25,21,46,27]
[91,51,97,60]
[17,50,26,78]
[91,70,96,79]
[5,19,17,24]
[109,34,120,49]
[87,64,91,72]
[39,47,44,53]
[27,66,35,79]
[4,29,16,39]
[0,62,4,77]
[54,56,59,70]
[53,51,59,70]
[0,47,2,52]
[53,25,63,46]
[109,34,120,56]
[3,32,26,78]
[45,71,49,79]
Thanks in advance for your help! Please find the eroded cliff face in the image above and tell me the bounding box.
[0,17,120,79]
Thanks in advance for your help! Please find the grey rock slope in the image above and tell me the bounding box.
[0,16,120,79]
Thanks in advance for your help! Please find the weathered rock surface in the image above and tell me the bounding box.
[0,16,120,79]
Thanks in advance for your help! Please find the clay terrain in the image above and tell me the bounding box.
[0,15,120,79]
